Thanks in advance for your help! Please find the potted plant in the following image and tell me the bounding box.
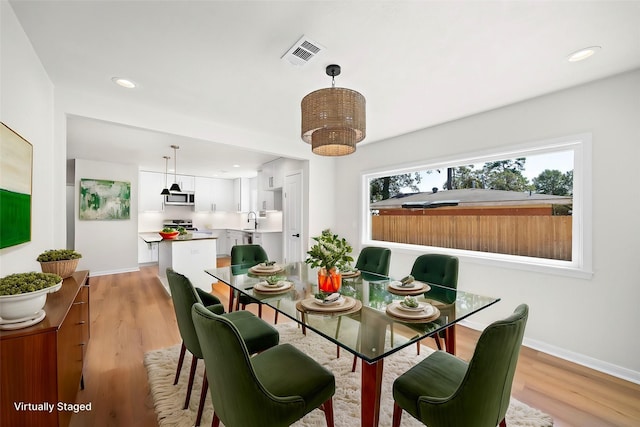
[305,229,354,293]
[0,272,63,327]
[37,249,82,279]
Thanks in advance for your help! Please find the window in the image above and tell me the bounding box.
[362,134,592,277]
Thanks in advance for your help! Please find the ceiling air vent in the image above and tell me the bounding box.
[282,35,324,66]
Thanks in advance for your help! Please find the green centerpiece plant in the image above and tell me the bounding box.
[305,229,354,293]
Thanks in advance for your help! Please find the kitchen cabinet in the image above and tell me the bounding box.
[194,176,215,212]
[226,230,249,251]
[260,158,285,190]
[1,271,90,427]
[139,171,165,212]
[212,178,234,212]
[173,174,195,192]
[250,232,282,262]
[233,177,250,212]
[138,236,159,263]
[158,237,217,293]
[195,177,235,212]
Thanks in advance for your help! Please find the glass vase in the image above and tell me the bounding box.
[318,267,342,293]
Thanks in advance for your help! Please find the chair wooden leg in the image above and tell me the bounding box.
[184,355,198,409]
[258,303,262,318]
[351,355,358,372]
[499,418,507,427]
[392,402,403,427]
[212,412,220,427]
[433,334,443,350]
[322,398,335,427]
[274,310,279,324]
[195,369,208,427]
[174,342,186,385]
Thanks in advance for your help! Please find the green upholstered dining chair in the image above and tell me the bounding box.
[355,246,391,279]
[166,268,279,427]
[191,302,336,427]
[230,244,270,319]
[410,253,459,352]
[340,246,392,365]
[392,304,529,427]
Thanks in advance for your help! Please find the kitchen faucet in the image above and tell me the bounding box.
[247,211,258,230]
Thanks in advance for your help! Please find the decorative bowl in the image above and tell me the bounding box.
[0,281,62,321]
[159,231,180,240]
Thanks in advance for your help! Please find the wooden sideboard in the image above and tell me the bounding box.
[1,270,90,427]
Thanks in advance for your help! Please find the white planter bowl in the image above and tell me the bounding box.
[0,281,62,321]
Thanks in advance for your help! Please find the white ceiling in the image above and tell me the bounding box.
[9,0,640,178]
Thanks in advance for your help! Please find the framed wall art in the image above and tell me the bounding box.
[0,122,33,249]
[79,178,131,220]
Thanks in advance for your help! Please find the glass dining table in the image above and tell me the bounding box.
[205,262,500,427]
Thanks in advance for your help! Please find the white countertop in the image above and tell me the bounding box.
[204,228,283,234]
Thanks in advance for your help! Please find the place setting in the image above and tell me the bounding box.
[253,275,293,294]
[248,261,285,276]
[387,274,431,295]
[386,296,440,323]
[298,292,361,314]
[340,268,361,279]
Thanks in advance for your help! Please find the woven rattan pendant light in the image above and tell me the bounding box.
[301,64,365,156]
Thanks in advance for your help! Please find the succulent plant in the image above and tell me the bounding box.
[36,249,82,262]
[0,272,62,296]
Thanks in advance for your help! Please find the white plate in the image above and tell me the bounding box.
[397,301,427,312]
[314,296,345,306]
[389,280,416,290]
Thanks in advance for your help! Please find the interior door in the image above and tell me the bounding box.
[284,171,303,263]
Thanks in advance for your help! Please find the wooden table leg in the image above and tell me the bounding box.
[228,287,235,312]
[361,359,384,427]
[445,324,456,355]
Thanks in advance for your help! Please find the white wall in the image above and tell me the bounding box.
[333,70,640,381]
[74,159,139,275]
[0,1,56,275]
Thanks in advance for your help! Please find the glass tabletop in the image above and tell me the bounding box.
[205,262,500,364]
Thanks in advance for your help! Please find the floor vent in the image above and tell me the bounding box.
[282,35,324,66]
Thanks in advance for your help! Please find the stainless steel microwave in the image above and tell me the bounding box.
[164,191,195,206]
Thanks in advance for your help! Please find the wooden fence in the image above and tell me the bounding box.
[371,214,572,261]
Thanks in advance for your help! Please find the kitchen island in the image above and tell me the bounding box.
[143,233,217,294]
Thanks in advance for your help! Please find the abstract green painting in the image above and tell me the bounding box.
[79,178,131,220]
[0,123,32,249]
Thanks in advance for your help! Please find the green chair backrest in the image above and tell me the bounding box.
[230,244,269,275]
[166,268,205,358]
[420,304,529,426]
[191,303,306,427]
[410,254,458,303]
[355,246,391,276]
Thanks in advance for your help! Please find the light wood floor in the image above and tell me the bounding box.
[70,263,640,427]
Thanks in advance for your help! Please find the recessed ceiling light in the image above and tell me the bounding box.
[567,46,601,62]
[233,164,240,168]
[111,77,137,88]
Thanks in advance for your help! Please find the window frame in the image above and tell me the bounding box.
[360,133,593,279]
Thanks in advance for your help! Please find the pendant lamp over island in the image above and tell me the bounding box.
[301,64,366,156]
[169,145,181,192]
[160,155,171,195]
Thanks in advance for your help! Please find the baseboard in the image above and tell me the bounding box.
[459,318,640,385]
[89,267,140,277]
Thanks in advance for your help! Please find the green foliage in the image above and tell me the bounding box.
[36,249,82,262]
[451,158,531,192]
[0,272,62,295]
[370,172,422,202]
[533,169,573,196]
[305,229,354,272]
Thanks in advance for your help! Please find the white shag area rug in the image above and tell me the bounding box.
[144,323,553,427]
